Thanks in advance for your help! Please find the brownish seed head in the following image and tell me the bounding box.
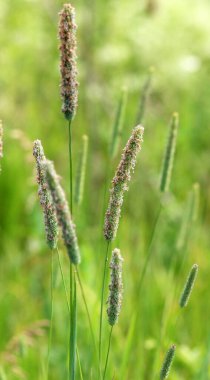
[58,4,78,120]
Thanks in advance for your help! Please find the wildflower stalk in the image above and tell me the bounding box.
[159,344,176,379]
[160,113,179,193]
[179,264,198,308]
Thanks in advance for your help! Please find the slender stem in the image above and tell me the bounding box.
[137,203,162,295]
[103,326,113,380]
[56,246,70,310]
[76,346,84,380]
[68,119,73,215]
[67,118,77,380]
[99,241,110,367]
[76,268,102,378]
[70,273,77,380]
[46,250,54,380]
[56,245,84,379]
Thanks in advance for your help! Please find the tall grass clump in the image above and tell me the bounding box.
[33,140,58,250]
[160,112,179,193]
[159,344,176,379]
[104,125,144,241]
[179,264,198,308]
[74,135,88,207]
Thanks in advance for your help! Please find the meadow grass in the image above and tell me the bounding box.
[0,1,209,379]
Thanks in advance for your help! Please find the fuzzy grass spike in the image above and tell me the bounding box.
[179,264,198,308]
[107,248,123,326]
[45,160,80,265]
[159,344,176,379]
[104,125,144,241]
[160,113,179,193]
[33,140,58,249]
[59,4,78,120]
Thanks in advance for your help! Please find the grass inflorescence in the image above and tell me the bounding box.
[104,125,144,241]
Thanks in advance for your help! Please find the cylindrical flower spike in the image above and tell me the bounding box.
[179,264,198,308]
[107,248,123,326]
[74,135,88,206]
[33,140,58,249]
[104,125,144,241]
[160,344,176,379]
[160,113,179,193]
[45,160,80,265]
[0,120,3,171]
[59,4,78,120]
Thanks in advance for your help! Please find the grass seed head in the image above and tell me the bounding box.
[160,112,179,193]
[59,4,78,120]
[104,125,144,241]
[107,248,123,326]
[160,344,176,379]
[179,264,198,308]
[33,140,58,249]
[45,160,81,265]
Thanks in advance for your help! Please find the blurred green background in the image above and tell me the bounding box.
[0,0,210,379]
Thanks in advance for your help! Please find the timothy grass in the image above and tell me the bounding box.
[0,0,210,379]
